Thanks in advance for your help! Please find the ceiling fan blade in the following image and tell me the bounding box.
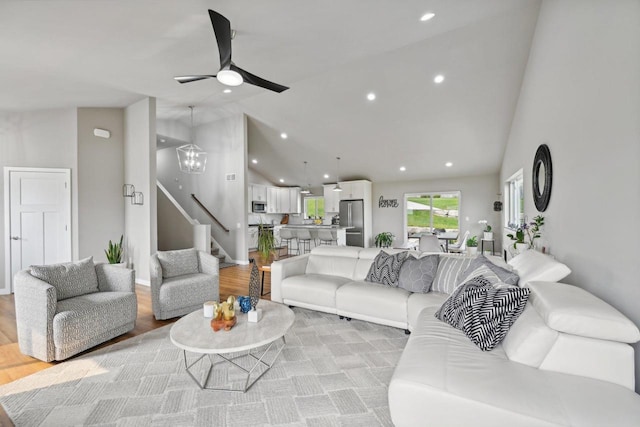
[209,10,232,70]
[174,75,217,84]
[230,64,289,93]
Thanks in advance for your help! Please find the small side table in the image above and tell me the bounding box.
[481,239,495,256]
[258,265,271,296]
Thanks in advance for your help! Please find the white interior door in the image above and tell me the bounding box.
[5,168,71,292]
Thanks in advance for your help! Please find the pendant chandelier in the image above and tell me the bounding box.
[300,161,311,194]
[333,157,343,192]
[176,106,208,174]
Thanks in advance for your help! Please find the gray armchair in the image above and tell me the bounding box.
[150,248,220,320]
[14,258,137,362]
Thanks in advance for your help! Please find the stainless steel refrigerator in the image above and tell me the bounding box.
[340,199,365,247]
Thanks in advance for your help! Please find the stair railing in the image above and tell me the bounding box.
[191,194,230,233]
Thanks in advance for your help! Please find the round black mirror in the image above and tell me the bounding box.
[532,144,552,211]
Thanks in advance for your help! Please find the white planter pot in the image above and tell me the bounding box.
[466,247,478,256]
[515,243,529,253]
[483,232,493,241]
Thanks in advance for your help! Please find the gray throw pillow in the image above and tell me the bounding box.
[435,276,530,351]
[157,248,199,279]
[431,256,474,294]
[30,256,99,300]
[459,254,519,287]
[365,251,409,287]
[398,255,439,293]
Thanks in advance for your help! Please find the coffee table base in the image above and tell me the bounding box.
[181,336,286,393]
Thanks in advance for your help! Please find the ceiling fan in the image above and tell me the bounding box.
[174,10,289,93]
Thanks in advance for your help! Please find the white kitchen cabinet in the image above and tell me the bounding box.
[248,226,259,250]
[289,188,301,214]
[277,188,290,213]
[251,184,267,201]
[339,180,368,200]
[324,184,340,213]
[267,186,279,213]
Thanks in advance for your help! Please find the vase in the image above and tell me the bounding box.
[466,247,478,256]
[483,232,493,241]
[515,243,529,254]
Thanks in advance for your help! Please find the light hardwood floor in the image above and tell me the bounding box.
[0,259,273,426]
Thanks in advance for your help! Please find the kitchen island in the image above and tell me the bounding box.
[281,224,350,250]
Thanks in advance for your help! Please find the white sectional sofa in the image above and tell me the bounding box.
[271,246,640,426]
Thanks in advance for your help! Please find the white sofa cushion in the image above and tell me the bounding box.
[501,304,559,368]
[508,250,571,285]
[528,281,640,343]
[281,274,352,310]
[407,292,449,331]
[336,280,410,328]
[389,307,640,427]
[305,246,360,279]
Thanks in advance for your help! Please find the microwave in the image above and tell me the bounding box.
[252,201,267,213]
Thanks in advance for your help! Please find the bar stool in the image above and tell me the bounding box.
[279,228,297,257]
[318,229,338,245]
[296,229,313,254]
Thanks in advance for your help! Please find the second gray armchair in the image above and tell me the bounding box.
[150,248,220,320]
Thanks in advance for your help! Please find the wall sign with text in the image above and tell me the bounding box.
[378,196,399,208]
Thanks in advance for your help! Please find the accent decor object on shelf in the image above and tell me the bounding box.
[248,263,263,322]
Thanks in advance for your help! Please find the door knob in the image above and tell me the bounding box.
[10,236,20,240]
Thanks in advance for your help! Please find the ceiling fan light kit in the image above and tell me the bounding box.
[216,69,243,86]
[174,10,288,93]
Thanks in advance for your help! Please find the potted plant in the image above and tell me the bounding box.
[257,223,278,263]
[105,235,125,266]
[374,232,394,248]
[506,227,528,253]
[483,224,493,241]
[466,235,478,255]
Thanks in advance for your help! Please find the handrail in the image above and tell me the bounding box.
[191,194,230,233]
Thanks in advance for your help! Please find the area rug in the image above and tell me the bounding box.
[0,308,408,426]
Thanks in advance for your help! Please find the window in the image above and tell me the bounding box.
[304,197,325,219]
[505,169,524,229]
[405,191,460,242]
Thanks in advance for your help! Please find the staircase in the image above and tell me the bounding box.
[211,241,235,268]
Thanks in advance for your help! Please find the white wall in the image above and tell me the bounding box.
[156,114,248,263]
[501,0,640,391]
[157,186,194,251]
[0,109,79,292]
[77,108,125,262]
[124,98,156,283]
[373,174,501,251]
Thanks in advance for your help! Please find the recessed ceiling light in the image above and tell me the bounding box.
[434,74,445,84]
[280,132,288,139]
[279,178,285,183]
[252,159,258,164]
[445,162,453,167]
[399,166,406,172]
[160,139,166,143]
[223,88,232,94]
[323,174,329,179]
[420,12,436,22]
[367,92,376,101]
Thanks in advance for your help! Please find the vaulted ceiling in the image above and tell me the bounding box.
[0,0,541,188]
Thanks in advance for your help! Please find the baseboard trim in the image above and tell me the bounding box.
[136,279,150,286]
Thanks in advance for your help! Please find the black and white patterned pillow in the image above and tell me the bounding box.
[30,257,99,300]
[365,251,409,287]
[435,275,530,351]
[398,255,439,293]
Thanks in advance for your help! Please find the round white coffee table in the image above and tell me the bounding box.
[170,300,295,392]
